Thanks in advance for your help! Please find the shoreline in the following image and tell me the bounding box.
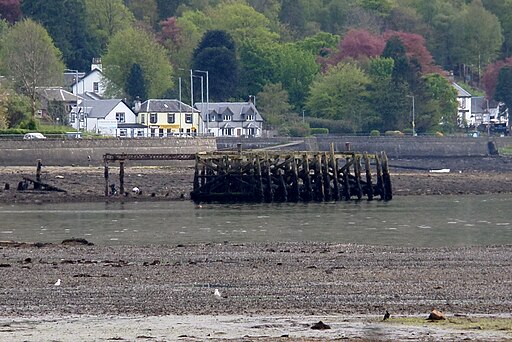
[1,155,512,204]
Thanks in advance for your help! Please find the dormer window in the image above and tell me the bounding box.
[247,114,254,121]
[223,114,231,121]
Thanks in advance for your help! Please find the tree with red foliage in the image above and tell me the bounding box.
[481,57,512,100]
[325,29,440,75]
[158,16,182,47]
[382,30,439,74]
[0,0,21,23]
[326,29,385,67]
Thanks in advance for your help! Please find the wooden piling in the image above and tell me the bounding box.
[119,160,125,195]
[104,162,109,196]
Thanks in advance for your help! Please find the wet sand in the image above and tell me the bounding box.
[1,242,512,341]
[1,156,512,340]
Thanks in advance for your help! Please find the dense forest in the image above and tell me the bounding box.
[1,0,512,135]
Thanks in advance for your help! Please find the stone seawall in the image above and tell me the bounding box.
[218,135,512,158]
[1,135,511,167]
[0,137,216,166]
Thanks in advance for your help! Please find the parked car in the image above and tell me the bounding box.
[23,132,46,140]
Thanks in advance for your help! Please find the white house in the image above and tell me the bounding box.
[70,99,140,137]
[195,99,264,137]
[71,58,106,98]
[452,83,473,127]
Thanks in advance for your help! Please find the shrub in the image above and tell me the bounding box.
[370,130,380,136]
[310,127,329,135]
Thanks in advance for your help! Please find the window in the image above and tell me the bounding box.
[167,129,172,136]
[140,114,146,124]
[167,113,175,124]
[116,112,125,123]
[150,113,157,124]
[223,128,233,136]
[119,129,127,137]
[247,114,254,121]
[150,128,156,137]
[137,130,144,137]
[185,113,192,123]
[70,114,76,123]
[223,115,231,121]
[93,82,99,93]
[159,128,164,137]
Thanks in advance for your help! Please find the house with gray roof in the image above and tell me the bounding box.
[452,83,472,127]
[36,87,82,124]
[136,99,200,137]
[69,99,139,137]
[195,99,264,137]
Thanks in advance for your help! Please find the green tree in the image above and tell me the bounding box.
[102,27,173,99]
[450,0,502,78]
[163,9,211,71]
[208,2,279,47]
[85,0,135,53]
[367,57,408,132]
[494,66,512,118]
[192,30,238,101]
[124,0,158,26]
[1,19,64,117]
[274,43,319,111]
[21,0,98,71]
[256,83,293,128]
[0,87,32,128]
[420,73,458,133]
[125,63,147,102]
[482,0,512,57]
[238,41,278,98]
[306,62,372,133]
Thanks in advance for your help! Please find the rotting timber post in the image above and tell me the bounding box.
[190,149,392,203]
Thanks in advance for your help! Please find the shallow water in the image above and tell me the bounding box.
[0,195,511,247]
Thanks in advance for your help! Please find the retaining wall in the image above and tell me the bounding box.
[0,137,216,166]
[1,135,511,167]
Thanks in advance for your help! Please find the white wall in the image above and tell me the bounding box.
[72,70,106,97]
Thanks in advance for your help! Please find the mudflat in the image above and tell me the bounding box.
[1,242,512,341]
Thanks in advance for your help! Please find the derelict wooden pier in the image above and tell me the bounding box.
[190,148,392,203]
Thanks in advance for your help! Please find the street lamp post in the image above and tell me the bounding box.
[407,95,416,136]
[64,69,80,133]
[195,70,209,135]
[192,75,204,134]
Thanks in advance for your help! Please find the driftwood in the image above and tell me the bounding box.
[20,177,67,192]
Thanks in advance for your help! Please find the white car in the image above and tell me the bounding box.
[23,132,46,140]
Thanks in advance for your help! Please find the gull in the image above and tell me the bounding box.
[214,289,222,298]
[54,279,61,286]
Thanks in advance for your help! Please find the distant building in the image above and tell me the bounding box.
[195,98,264,137]
[136,99,200,137]
[452,83,472,127]
[70,58,106,98]
[69,99,138,137]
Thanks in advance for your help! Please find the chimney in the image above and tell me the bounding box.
[91,58,102,72]
[248,95,255,105]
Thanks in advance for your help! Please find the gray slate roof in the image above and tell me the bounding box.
[195,102,264,122]
[140,99,198,113]
[471,97,499,114]
[86,99,130,119]
[36,87,81,102]
[452,83,471,97]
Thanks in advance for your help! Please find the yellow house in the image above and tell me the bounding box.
[137,99,200,137]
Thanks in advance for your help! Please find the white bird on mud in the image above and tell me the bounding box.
[132,187,140,194]
[214,289,222,298]
[54,279,61,286]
